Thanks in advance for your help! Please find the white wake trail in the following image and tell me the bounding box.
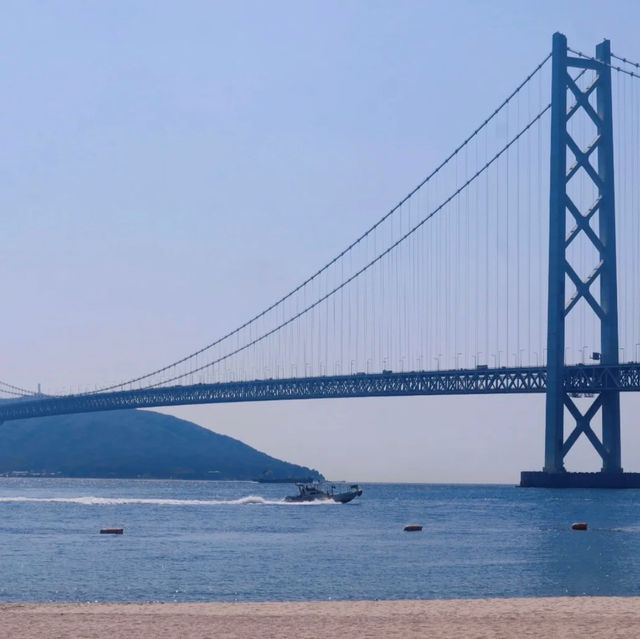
[0,495,338,506]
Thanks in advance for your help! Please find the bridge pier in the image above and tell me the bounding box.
[521,472,640,489]
[521,33,640,488]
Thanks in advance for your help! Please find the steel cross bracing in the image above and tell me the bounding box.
[2,364,640,422]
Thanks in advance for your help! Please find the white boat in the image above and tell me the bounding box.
[284,482,362,503]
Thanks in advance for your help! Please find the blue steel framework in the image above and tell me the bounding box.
[544,33,623,478]
[1,364,640,423]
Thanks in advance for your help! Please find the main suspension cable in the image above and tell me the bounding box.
[88,52,552,395]
[143,104,552,389]
[0,380,38,397]
[611,52,640,70]
[569,47,640,80]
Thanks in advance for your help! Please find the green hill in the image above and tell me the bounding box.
[0,409,323,481]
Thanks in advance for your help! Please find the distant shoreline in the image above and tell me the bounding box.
[2,598,639,638]
[0,410,323,483]
[0,473,316,482]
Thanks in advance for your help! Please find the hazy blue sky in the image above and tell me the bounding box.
[2,1,640,482]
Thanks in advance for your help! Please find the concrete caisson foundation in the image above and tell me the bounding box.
[520,471,640,488]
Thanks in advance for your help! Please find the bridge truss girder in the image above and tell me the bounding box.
[2,364,640,423]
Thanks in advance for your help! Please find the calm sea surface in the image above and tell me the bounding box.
[1,478,640,602]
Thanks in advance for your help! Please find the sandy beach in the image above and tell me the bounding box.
[3,597,640,639]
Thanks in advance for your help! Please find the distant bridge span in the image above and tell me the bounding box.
[2,364,640,423]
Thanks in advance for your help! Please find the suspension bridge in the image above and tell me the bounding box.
[2,32,640,487]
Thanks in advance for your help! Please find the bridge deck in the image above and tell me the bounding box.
[1,364,640,423]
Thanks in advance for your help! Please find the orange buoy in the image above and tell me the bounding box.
[403,524,423,532]
[100,527,124,535]
[571,522,587,531]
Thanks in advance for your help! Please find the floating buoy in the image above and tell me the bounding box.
[100,527,124,535]
[403,524,423,532]
[571,522,587,531]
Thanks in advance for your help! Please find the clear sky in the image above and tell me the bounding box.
[2,1,640,483]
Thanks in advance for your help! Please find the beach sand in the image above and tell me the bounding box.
[3,597,640,639]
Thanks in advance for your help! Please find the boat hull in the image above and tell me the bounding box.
[284,494,332,503]
[284,485,363,503]
[332,488,363,503]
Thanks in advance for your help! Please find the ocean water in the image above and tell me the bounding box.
[1,478,640,602]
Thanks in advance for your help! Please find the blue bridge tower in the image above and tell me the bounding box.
[521,33,640,488]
